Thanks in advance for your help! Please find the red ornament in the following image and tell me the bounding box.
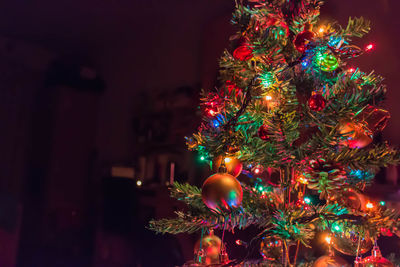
[294,30,315,52]
[361,245,394,266]
[308,93,326,111]
[257,125,270,140]
[233,45,253,61]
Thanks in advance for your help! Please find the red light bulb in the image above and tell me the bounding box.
[365,44,374,51]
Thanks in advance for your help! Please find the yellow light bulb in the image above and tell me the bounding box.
[318,27,325,34]
[136,180,143,187]
[297,175,308,184]
[265,95,272,101]
[366,202,374,209]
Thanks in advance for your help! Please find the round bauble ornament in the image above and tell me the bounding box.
[316,52,339,72]
[313,255,350,267]
[294,30,315,52]
[202,173,243,212]
[257,125,271,141]
[308,93,327,111]
[331,189,367,211]
[259,236,283,261]
[361,245,394,267]
[337,120,373,148]
[194,233,222,265]
[233,45,253,61]
[212,156,243,177]
[332,229,373,256]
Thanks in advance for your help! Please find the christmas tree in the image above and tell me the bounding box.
[149,0,400,266]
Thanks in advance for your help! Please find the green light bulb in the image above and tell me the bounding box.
[260,72,276,88]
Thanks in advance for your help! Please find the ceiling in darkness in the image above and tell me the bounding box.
[0,0,234,56]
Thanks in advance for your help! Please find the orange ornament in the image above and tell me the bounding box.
[212,156,243,177]
[337,120,373,148]
[194,233,222,265]
[312,255,350,267]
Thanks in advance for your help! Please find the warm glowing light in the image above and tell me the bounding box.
[265,95,273,101]
[366,202,374,209]
[297,175,308,184]
[208,109,216,116]
[348,68,355,73]
[254,168,261,174]
[224,157,232,163]
[318,27,325,34]
[325,235,332,244]
[136,180,143,187]
[365,44,374,51]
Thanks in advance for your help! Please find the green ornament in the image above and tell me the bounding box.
[315,52,339,72]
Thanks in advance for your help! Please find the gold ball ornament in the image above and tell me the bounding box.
[331,189,367,211]
[361,245,394,267]
[332,229,373,256]
[212,156,243,177]
[313,255,350,267]
[259,236,283,261]
[337,120,373,148]
[202,173,243,212]
[194,233,222,265]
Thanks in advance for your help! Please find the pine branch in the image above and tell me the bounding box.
[338,17,371,39]
[326,143,400,170]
